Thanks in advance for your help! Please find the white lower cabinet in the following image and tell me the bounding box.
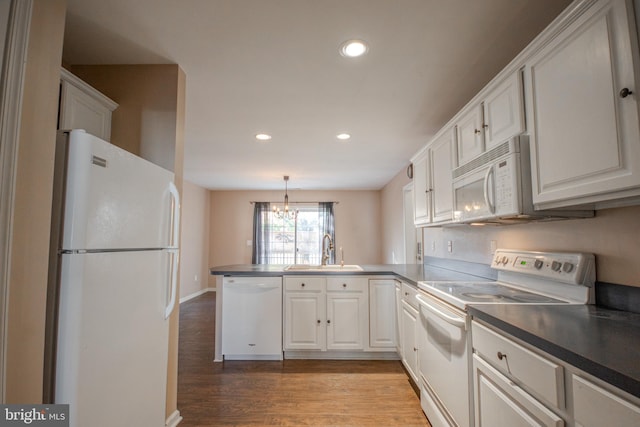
[401,299,419,385]
[572,374,640,427]
[472,320,640,427]
[284,277,326,350]
[394,282,403,355]
[326,278,367,350]
[473,354,564,427]
[368,279,397,349]
[284,276,368,352]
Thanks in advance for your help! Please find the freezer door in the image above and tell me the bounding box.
[55,251,172,427]
[60,130,176,250]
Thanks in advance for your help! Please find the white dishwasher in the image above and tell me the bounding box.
[221,276,283,360]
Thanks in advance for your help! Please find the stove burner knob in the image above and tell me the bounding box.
[501,256,509,265]
[551,261,562,272]
[562,262,574,273]
[534,259,544,269]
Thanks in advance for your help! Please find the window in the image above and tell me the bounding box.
[252,202,335,265]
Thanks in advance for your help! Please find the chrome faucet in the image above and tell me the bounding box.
[321,233,334,266]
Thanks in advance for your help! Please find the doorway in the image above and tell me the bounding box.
[403,183,421,264]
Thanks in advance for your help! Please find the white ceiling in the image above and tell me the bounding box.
[63,0,571,190]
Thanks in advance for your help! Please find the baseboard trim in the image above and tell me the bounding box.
[166,409,182,427]
[284,351,400,360]
[179,287,215,304]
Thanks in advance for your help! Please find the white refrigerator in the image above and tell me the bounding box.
[44,129,180,427]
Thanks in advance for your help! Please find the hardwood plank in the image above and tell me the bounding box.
[178,292,431,426]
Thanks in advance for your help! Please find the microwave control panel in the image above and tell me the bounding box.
[493,156,518,212]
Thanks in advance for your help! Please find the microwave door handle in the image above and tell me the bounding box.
[483,165,495,214]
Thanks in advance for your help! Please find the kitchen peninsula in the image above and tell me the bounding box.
[211,260,640,426]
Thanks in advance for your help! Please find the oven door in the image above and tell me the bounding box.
[417,292,471,427]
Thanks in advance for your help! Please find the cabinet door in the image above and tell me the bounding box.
[326,292,366,350]
[401,301,419,384]
[473,354,564,427]
[395,284,403,355]
[59,69,118,142]
[430,128,455,223]
[369,280,397,348]
[284,291,326,350]
[572,374,640,427]
[525,0,640,208]
[412,149,430,225]
[483,72,525,150]
[456,105,485,166]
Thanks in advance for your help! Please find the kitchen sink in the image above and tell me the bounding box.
[284,264,364,272]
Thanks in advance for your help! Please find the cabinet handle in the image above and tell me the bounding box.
[483,123,488,129]
[404,292,409,296]
[620,88,633,98]
[497,351,507,361]
[317,319,321,324]
[301,283,305,287]
[413,347,418,352]
[342,283,347,288]
[327,319,331,324]
[474,129,481,134]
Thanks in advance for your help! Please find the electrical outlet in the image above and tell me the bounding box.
[490,240,497,254]
[194,274,199,282]
[246,239,253,247]
[447,240,453,253]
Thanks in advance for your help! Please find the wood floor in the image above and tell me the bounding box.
[177,292,431,426]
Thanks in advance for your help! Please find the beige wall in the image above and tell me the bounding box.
[179,180,211,299]
[381,171,640,287]
[69,64,180,172]
[420,205,640,287]
[6,0,66,403]
[208,190,382,284]
[381,168,411,264]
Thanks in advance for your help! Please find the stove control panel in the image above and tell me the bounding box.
[492,249,595,286]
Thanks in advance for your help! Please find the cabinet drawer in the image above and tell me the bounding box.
[284,277,325,292]
[327,277,367,292]
[472,321,565,409]
[572,374,640,427]
[401,283,419,309]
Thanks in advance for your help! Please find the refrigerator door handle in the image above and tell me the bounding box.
[168,182,181,249]
[165,182,181,319]
[165,248,179,319]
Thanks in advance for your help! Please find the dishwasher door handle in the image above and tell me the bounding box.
[416,294,467,330]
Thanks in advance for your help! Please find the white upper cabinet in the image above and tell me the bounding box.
[429,128,455,223]
[456,105,485,166]
[412,148,430,226]
[412,127,455,226]
[524,0,640,209]
[455,71,525,167]
[483,72,525,151]
[59,68,118,142]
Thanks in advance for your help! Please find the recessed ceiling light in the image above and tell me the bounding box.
[255,133,272,141]
[340,40,368,58]
[336,133,351,140]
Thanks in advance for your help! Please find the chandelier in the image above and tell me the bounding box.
[273,175,298,220]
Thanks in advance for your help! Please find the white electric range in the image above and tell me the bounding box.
[415,249,595,427]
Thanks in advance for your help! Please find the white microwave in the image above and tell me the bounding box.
[452,136,592,224]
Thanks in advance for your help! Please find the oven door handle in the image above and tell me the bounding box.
[416,294,467,330]
[483,165,495,214]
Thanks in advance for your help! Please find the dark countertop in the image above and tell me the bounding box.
[469,304,640,399]
[209,264,488,286]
